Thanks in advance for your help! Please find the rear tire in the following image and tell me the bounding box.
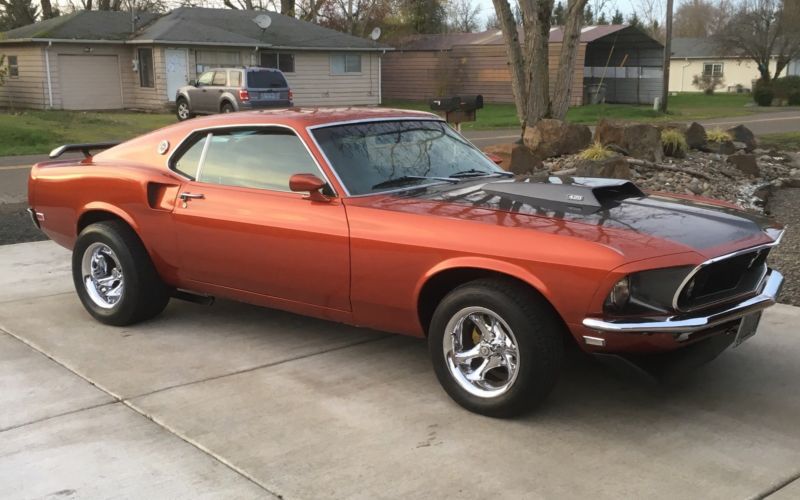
[72,221,171,326]
[221,101,235,113]
[428,278,564,418]
[176,98,193,121]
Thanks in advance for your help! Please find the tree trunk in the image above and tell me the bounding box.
[523,0,554,125]
[550,0,587,119]
[491,0,528,126]
[41,0,54,18]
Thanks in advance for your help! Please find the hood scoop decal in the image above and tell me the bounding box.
[481,177,646,214]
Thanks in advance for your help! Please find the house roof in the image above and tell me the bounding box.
[394,24,659,51]
[670,37,754,59]
[0,8,389,51]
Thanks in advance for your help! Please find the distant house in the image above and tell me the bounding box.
[669,37,800,93]
[382,25,664,106]
[0,8,389,110]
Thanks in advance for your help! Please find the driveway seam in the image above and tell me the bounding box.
[752,471,800,499]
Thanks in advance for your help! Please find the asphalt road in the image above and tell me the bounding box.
[3,240,800,498]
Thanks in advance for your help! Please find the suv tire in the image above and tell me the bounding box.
[176,98,193,121]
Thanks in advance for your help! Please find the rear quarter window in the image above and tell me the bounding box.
[247,70,288,89]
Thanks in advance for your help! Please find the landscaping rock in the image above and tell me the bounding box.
[594,120,663,162]
[732,141,747,150]
[509,144,544,174]
[523,119,591,158]
[575,156,630,179]
[708,140,737,155]
[482,143,514,168]
[727,153,760,176]
[685,122,707,149]
[726,125,757,152]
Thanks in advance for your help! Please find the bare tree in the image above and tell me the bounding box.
[715,0,800,81]
[634,0,665,39]
[0,0,38,27]
[485,12,502,29]
[447,0,481,32]
[492,0,587,128]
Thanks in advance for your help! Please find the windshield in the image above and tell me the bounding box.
[311,120,504,196]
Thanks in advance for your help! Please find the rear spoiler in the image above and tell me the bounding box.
[48,142,121,159]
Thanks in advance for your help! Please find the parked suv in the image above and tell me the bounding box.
[176,66,293,120]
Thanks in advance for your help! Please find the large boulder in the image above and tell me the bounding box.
[685,122,707,149]
[726,125,758,152]
[727,152,760,176]
[708,140,737,155]
[482,143,514,168]
[509,144,544,175]
[575,156,631,180]
[594,120,664,162]
[522,119,592,158]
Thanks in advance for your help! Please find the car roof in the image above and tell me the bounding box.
[174,107,441,129]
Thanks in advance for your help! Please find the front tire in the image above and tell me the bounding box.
[176,98,193,121]
[72,221,170,326]
[428,279,564,418]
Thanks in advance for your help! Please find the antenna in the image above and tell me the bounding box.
[369,27,381,41]
[252,14,272,30]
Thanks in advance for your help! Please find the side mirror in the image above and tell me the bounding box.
[189,79,199,87]
[289,173,330,202]
[486,153,504,165]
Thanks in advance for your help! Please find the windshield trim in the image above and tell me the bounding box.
[306,116,487,198]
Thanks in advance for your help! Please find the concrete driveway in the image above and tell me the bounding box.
[2,240,800,499]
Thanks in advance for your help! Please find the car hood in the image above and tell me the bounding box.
[344,177,782,260]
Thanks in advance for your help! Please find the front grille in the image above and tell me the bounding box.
[676,247,771,311]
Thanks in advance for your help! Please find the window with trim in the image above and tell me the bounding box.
[7,55,18,77]
[211,71,227,86]
[229,70,242,87]
[138,48,154,87]
[703,62,724,77]
[260,52,295,73]
[170,128,326,193]
[330,54,361,74]
[197,71,214,85]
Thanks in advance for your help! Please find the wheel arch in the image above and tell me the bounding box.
[77,204,138,236]
[415,258,566,337]
[220,97,237,112]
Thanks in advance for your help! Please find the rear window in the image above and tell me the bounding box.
[247,70,288,89]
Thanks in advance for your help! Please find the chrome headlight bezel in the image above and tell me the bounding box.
[603,266,694,315]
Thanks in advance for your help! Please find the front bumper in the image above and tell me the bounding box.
[582,269,783,334]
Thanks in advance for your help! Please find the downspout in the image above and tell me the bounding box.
[378,49,384,105]
[680,58,691,92]
[45,41,54,109]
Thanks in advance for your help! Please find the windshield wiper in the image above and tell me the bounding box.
[449,169,514,178]
[371,175,459,190]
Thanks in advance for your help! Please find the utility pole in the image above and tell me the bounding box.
[659,0,674,113]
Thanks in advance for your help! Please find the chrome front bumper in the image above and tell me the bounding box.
[582,270,784,334]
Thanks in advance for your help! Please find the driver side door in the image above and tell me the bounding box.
[191,71,215,113]
[168,127,351,313]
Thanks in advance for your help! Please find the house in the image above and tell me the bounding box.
[0,8,389,111]
[382,25,664,106]
[669,37,800,93]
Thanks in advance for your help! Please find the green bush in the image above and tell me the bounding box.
[661,128,688,157]
[753,81,774,106]
[771,76,800,103]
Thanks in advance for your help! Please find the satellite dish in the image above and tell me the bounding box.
[370,27,381,41]
[253,14,272,30]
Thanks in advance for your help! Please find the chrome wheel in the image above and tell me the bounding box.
[177,102,190,120]
[81,242,124,309]
[443,306,520,398]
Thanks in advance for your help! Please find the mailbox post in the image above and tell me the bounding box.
[429,95,484,132]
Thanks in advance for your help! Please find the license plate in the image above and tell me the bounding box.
[259,92,279,100]
[734,311,762,347]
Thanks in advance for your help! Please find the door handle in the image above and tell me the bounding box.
[179,192,205,200]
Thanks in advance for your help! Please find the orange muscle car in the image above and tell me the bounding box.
[27,108,784,417]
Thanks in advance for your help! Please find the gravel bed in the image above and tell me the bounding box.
[0,202,47,246]
[766,188,800,307]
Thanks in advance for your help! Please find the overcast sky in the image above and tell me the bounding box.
[472,0,640,29]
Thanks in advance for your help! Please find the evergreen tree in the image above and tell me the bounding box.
[583,4,593,25]
[627,12,641,27]
[597,12,608,24]
[552,1,565,25]
[611,9,624,24]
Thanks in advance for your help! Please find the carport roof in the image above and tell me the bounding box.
[0,8,389,50]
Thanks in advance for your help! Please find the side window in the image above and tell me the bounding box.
[7,55,19,77]
[229,70,242,87]
[197,71,213,85]
[188,129,322,192]
[173,133,209,179]
[212,71,227,86]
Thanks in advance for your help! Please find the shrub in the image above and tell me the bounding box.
[578,141,615,160]
[707,127,732,142]
[661,128,688,157]
[771,76,800,100]
[753,80,774,106]
[692,73,725,95]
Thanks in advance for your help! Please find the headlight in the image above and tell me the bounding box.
[607,276,631,310]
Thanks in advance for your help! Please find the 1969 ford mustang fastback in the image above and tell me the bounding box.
[28,108,784,417]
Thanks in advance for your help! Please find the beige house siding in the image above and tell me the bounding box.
[669,58,778,93]
[0,44,48,109]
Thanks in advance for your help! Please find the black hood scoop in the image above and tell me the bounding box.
[481,177,646,214]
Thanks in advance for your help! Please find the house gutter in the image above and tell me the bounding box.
[681,58,691,92]
[2,38,394,52]
[44,41,53,108]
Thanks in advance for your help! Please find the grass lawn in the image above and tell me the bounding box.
[0,110,175,156]
[759,132,800,151]
[385,93,763,130]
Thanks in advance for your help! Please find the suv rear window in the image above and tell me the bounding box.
[247,70,288,89]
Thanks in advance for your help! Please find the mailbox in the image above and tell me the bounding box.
[429,95,484,129]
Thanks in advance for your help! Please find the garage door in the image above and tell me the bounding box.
[58,55,123,110]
